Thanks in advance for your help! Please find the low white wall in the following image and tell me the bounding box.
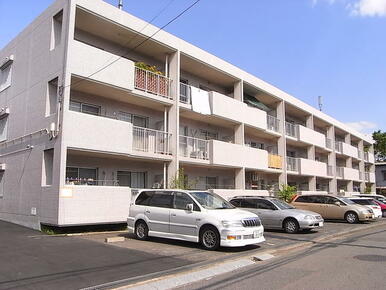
[343,168,360,181]
[210,92,267,130]
[299,159,327,177]
[70,40,134,90]
[342,143,359,159]
[209,140,268,170]
[65,111,133,154]
[58,186,131,225]
[211,189,270,200]
[298,125,326,148]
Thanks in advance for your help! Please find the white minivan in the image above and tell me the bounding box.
[127,190,265,250]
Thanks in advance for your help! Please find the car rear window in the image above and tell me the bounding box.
[351,199,370,205]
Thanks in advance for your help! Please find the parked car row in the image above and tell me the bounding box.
[127,190,385,250]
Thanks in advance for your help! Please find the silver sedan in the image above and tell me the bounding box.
[229,196,324,233]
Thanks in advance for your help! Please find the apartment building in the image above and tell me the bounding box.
[0,0,376,229]
[375,163,386,195]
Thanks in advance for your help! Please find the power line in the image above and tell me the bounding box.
[67,0,201,91]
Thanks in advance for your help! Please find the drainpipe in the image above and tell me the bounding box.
[163,162,167,189]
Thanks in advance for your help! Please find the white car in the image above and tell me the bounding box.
[349,198,382,219]
[127,190,265,250]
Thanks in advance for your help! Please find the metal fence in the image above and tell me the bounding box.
[335,141,343,153]
[285,122,298,138]
[336,166,344,178]
[286,156,299,172]
[267,115,280,133]
[179,135,209,160]
[133,126,171,154]
[179,82,192,104]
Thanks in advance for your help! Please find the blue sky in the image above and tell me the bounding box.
[1,0,385,134]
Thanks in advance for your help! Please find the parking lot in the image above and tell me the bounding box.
[1,219,385,290]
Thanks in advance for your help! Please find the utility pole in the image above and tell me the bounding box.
[318,96,323,111]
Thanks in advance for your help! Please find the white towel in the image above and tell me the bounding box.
[190,86,211,115]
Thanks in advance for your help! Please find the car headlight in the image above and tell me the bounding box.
[222,220,243,228]
[304,215,315,220]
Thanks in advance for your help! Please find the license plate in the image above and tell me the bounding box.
[319,222,323,227]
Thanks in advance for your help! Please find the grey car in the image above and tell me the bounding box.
[229,196,324,233]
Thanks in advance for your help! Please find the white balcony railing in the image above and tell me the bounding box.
[286,157,299,172]
[134,67,172,99]
[285,122,298,138]
[179,136,209,160]
[133,126,171,154]
[365,172,370,182]
[180,82,192,104]
[364,152,369,162]
[267,115,280,133]
[335,141,343,153]
[336,167,344,178]
[358,150,363,159]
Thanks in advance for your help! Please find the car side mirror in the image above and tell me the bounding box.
[186,203,194,212]
[334,201,341,207]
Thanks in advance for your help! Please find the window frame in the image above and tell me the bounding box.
[69,100,101,116]
[173,192,200,211]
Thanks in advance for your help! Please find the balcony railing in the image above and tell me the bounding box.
[336,166,344,178]
[316,184,329,192]
[65,178,119,186]
[327,165,333,176]
[268,154,282,169]
[364,152,369,162]
[192,182,235,190]
[326,138,332,149]
[134,67,172,99]
[180,82,192,104]
[359,172,363,180]
[358,150,363,159]
[335,141,343,153]
[365,172,370,182]
[286,157,299,172]
[133,126,171,154]
[179,136,209,160]
[285,122,298,138]
[267,115,280,133]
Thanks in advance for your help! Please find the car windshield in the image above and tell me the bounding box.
[271,199,295,210]
[189,191,235,210]
[340,197,356,205]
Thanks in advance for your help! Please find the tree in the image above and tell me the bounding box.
[278,184,297,203]
[372,130,386,162]
[169,168,196,190]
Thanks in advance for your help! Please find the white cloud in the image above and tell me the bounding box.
[350,0,386,17]
[345,121,378,133]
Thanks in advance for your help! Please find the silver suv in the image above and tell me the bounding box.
[127,190,265,250]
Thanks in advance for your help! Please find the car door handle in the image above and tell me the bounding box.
[171,213,177,217]
[145,210,150,214]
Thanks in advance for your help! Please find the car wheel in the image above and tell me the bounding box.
[135,220,149,240]
[345,212,359,224]
[283,218,299,234]
[200,226,220,250]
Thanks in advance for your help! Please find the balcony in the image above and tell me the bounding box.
[327,165,333,176]
[134,67,172,99]
[133,126,171,155]
[342,143,359,159]
[70,40,134,91]
[58,185,131,225]
[286,157,299,172]
[179,136,209,160]
[267,115,280,133]
[268,154,282,169]
[335,141,343,153]
[298,125,328,149]
[285,122,298,138]
[209,140,268,170]
[336,167,344,178]
[299,159,328,177]
[65,111,133,154]
[364,152,375,163]
[343,168,360,181]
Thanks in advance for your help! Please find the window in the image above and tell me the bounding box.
[240,199,257,208]
[383,170,386,181]
[69,101,100,116]
[0,61,12,92]
[136,191,154,206]
[229,199,241,207]
[173,192,200,211]
[256,199,277,210]
[118,111,148,128]
[51,10,63,50]
[65,167,98,185]
[0,171,4,198]
[0,116,8,142]
[200,129,218,140]
[295,195,310,203]
[46,77,58,116]
[148,192,173,208]
[206,177,218,189]
[42,149,54,186]
[117,171,147,188]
